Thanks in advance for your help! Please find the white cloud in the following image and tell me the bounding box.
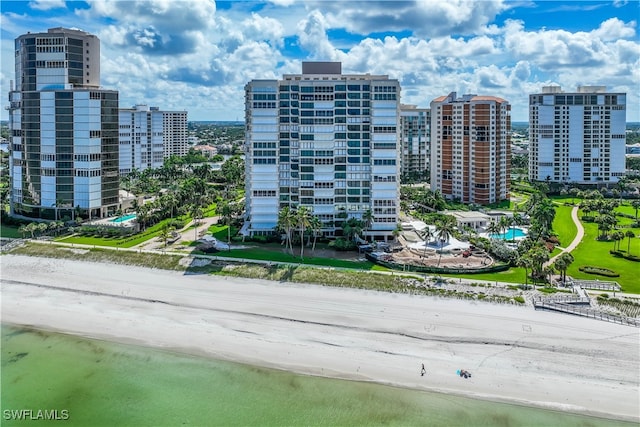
[592,17,636,41]
[296,10,342,61]
[242,13,285,49]
[319,0,509,37]
[29,0,66,11]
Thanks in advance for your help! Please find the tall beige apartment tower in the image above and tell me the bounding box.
[430,92,511,205]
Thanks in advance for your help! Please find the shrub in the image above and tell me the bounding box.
[167,218,186,229]
[329,238,357,251]
[578,265,620,277]
[489,239,517,262]
[514,296,525,304]
[609,250,640,262]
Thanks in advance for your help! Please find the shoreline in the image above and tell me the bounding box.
[2,321,632,425]
[1,255,638,423]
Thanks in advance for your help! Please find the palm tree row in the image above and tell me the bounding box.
[400,187,447,213]
[276,206,324,260]
[18,221,65,239]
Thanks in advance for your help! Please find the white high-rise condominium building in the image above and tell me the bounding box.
[162,110,189,158]
[8,27,119,220]
[400,104,430,181]
[430,92,511,205]
[244,62,401,240]
[529,86,626,184]
[118,105,188,174]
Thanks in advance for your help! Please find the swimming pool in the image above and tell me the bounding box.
[110,213,137,223]
[490,227,527,240]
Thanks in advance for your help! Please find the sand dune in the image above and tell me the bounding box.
[1,254,638,422]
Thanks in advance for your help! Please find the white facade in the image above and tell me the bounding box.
[244,62,401,240]
[119,105,165,174]
[119,105,189,174]
[400,105,430,181]
[162,111,189,158]
[8,27,119,219]
[529,86,626,184]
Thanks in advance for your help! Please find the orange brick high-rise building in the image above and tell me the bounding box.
[430,92,511,205]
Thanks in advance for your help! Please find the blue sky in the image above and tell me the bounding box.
[1,0,639,122]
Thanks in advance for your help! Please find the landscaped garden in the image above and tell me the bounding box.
[566,215,639,293]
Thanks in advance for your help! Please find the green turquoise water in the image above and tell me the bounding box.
[110,213,137,223]
[1,325,633,427]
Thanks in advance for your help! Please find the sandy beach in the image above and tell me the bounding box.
[1,254,638,422]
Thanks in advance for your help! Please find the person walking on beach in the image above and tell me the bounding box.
[421,363,426,376]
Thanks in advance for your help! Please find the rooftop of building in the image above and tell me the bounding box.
[432,92,508,104]
[536,85,623,94]
[445,210,491,220]
[20,27,95,38]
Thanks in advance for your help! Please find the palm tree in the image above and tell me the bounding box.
[616,231,626,251]
[529,244,550,282]
[216,197,237,250]
[543,265,555,284]
[532,198,556,238]
[277,206,295,255]
[342,217,364,242]
[392,223,402,241]
[435,216,456,266]
[48,221,58,236]
[296,206,312,260]
[190,203,204,241]
[497,216,511,239]
[421,226,433,259]
[158,223,175,248]
[309,216,322,252]
[36,222,48,237]
[362,209,374,242]
[553,252,574,285]
[632,200,640,221]
[25,222,37,238]
[625,230,635,254]
[517,254,534,289]
[165,192,179,219]
[486,221,501,239]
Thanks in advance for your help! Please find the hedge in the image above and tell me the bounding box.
[609,250,640,262]
[365,253,510,275]
[578,265,620,277]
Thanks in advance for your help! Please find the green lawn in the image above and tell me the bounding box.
[550,195,579,205]
[207,224,239,241]
[210,244,382,271]
[615,201,640,219]
[0,224,23,238]
[56,217,189,248]
[566,214,640,293]
[552,205,578,248]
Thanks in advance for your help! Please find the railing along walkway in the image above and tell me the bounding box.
[533,298,638,327]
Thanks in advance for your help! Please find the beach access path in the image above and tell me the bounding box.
[547,205,585,267]
[1,255,638,422]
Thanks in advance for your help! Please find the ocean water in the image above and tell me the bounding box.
[1,325,633,427]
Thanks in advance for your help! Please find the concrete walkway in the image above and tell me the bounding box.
[546,205,584,267]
